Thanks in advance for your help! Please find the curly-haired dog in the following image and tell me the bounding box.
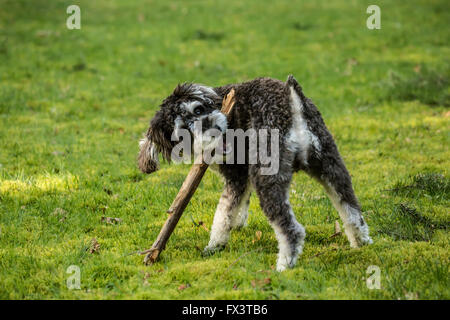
[138,75,372,271]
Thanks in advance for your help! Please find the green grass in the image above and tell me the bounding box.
[0,0,449,299]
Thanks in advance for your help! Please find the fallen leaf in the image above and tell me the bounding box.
[251,278,271,288]
[36,30,58,37]
[101,216,122,224]
[348,58,358,66]
[197,221,209,232]
[52,208,67,222]
[178,283,190,291]
[52,150,64,156]
[329,221,342,239]
[404,292,419,300]
[89,238,100,254]
[52,208,67,216]
[143,272,150,286]
[343,58,358,75]
[252,230,262,243]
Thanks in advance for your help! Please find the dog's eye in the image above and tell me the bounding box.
[193,106,204,115]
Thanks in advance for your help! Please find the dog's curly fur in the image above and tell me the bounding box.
[138,75,372,271]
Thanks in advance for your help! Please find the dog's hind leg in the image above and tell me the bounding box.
[324,179,372,248]
[307,155,372,248]
[251,160,306,272]
[287,74,372,248]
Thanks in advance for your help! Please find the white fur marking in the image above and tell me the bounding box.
[181,100,202,113]
[206,184,251,251]
[206,193,233,249]
[191,84,217,99]
[286,87,321,165]
[271,222,292,272]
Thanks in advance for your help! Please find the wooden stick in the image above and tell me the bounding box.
[143,89,236,265]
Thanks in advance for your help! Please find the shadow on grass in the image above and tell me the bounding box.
[183,30,225,42]
[390,172,449,200]
[372,172,449,241]
[373,203,447,242]
[382,66,449,107]
[291,22,313,31]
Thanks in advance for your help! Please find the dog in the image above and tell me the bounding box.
[138,75,372,271]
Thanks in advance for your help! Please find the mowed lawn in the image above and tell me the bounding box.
[0,0,448,299]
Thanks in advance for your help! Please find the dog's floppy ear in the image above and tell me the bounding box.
[138,134,159,174]
[138,109,175,174]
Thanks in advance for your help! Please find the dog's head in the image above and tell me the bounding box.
[138,83,227,174]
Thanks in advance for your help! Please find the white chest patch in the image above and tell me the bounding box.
[285,86,321,165]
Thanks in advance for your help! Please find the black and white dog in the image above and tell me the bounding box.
[138,75,372,271]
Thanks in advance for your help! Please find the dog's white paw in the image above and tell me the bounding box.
[202,244,225,256]
[362,235,373,245]
[349,232,373,248]
[345,221,373,248]
[275,254,297,272]
[276,265,287,272]
[276,259,296,272]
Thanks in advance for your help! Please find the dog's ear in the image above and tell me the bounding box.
[138,109,175,174]
[138,134,159,174]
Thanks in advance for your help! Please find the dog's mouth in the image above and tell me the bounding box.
[218,139,233,155]
[214,131,233,155]
[201,135,232,156]
[196,129,232,155]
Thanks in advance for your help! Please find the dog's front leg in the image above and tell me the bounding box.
[204,181,249,254]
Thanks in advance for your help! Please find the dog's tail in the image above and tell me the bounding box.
[286,75,306,101]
